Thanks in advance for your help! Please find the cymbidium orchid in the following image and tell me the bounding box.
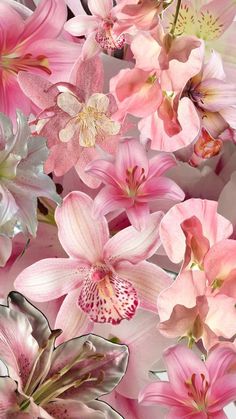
[86,138,185,230]
[0,111,60,267]
[64,0,126,60]
[139,343,236,417]
[18,57,121,188]
[0,291,129,418]
[0,0,82,120]
[15,191,172,327]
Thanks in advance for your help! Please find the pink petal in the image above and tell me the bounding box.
[55,289,94,345]
[55,191,109,263]
[148,153,177,179]
[81,32,101,61]
[139,98,201,153]
[203,239,236,295]
[78,271,138,324]
[115,138,149,180]
[69,55,104,98]
[164,344,209,396]
[17,72,56,109]
[103,211,163,265]
[45,400,105,419]
[65,0,87,15]
[0,377,19,415]
[64,15,98,36]
[88,0,113,18]
[209,374,236,412]
[14,258,86,302]
[126,202,150,231]
[19,0,67,44]
[197,79,236,112]
[159,199,233,264]
[85,159,119,188]
[93,185,130,218]
[0,303,39,390]
[138,177,185,202]
[0,3,25,50]
[139,381,181,407]
[206,343,236,383]
[116,261,172,311]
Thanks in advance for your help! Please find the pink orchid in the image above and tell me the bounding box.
[18,57,122,188]
[64,0,126,60]
[139,343,236,417]
[86,138,185,230]
[0,0,82,121]
[15,191,171,327]
[157,270,236,349]
[0,291,128,418]
[159,198,233,267]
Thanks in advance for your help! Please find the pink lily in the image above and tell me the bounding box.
[139,343,236,418]
[64,0,126,60]
[0,291,128,418]
[159,198,233,266]
[182,50,236,138]
[15,191,171,326]
[18,57,121,188]
[0,0,82,121]
[86,138,185,230]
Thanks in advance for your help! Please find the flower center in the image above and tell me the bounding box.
[124,165,146,197]
[76,105,108,147]
[0,53,51,78]
[185,373,210,411]
[95,19,125,50]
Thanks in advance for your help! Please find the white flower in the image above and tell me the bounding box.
[0,111,61,266]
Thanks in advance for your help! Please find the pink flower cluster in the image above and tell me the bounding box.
[0,0,236,417]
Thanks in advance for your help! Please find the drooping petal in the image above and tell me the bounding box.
[126,202,150,231]
[55,191,109,263]
[8,291,51,347]
[93,185,131,218]
[14,258,86,302]
[55,289,94,345]
[104,211,163,265]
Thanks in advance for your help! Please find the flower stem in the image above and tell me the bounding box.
[170,0,182,36]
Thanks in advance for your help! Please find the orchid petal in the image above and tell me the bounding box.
[104,212,163,265]
[88,0,113,18]
[55,289,94,345]
[55,191,109,263]
[14,258,86,302]
[116,261,172,312]
[64,14,98,36]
